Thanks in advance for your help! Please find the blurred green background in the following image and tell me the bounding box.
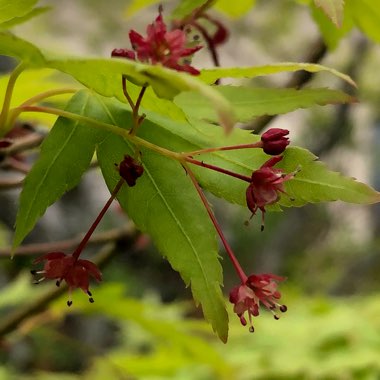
[1,0,380,379]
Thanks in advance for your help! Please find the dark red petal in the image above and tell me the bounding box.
[246,184,258,214]
[66,265,90,292]
[229,286,240,303]
[261,155,283,168]
[129,30,146,47]
[165,29,186,50]
[261,128,289,142]
[251,167,281,183]
[111,48,136,60]
[178,45,203,58]
[212,21,229,45]
[168,62,200,75]
[33,251,66,264]
[78,259,102,282]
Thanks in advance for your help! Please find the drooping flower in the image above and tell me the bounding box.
[112,9,202,75]
[261,128,290,155]
[198,13,229,46]
[229,273,287,332]
[32,252,102,306]
[117,155,144,186]
[246,156,294,229]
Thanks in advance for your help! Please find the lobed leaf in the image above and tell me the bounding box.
[13,90,109,248]
[347,0,380,43]
[199,63,356,88]
[280,147,380,206]
[311,3,353,50]
[171,0,210,19]
[128,106,380,210]
[124,0,163,17]
[0,31,45,66]
[0,33,235,131]
[215,0,256,18]
[48,57,235,132]
[313,0,344,27]
[0,69,77,125]
[0,6,50,30]
[0,0,38,24]
[132,110,380,209]
[175,86,355,123]
[94,96,228,342]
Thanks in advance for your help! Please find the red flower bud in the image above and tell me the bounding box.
[261,128,289,155]
[111,48,136,60]
[118,155,144,187]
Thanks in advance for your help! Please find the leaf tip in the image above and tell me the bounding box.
[218,109,235,134]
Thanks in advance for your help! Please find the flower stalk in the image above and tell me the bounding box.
[183,163,248,283]
[72,178,124,260]
[0,63,25,134]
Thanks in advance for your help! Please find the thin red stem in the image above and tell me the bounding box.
[185,157,251,183]
[184,164,248,283]
[134,86,146,118]
[72,179,124,260]
[185,141,263,156]
[191,21,220,68]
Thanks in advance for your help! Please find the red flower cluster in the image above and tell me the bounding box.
[246,156,294,229]
[229,273,287,332]
[32,252,102,306]
[112,10,202,75]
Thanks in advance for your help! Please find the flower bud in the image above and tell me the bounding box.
[111,48,136,60]
[261,128,289,155]
[118,155,144,186]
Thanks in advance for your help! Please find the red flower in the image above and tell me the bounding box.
[261,128,290,155]
[229,273,287,332]
[32,252,102,306]
[112,9,202,75]
[246,156,294,229]
[199,14,229,45]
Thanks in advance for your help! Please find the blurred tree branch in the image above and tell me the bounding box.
[0,224,134,256]
[0,224,140,338]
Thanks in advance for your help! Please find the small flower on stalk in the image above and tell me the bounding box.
[31,252,102,306]
[117,155,144,186]
[199,14,229,45]
[112,8,202,75]
[229,273,287,332]
[261,128,290,156]
[246,156,294,230]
